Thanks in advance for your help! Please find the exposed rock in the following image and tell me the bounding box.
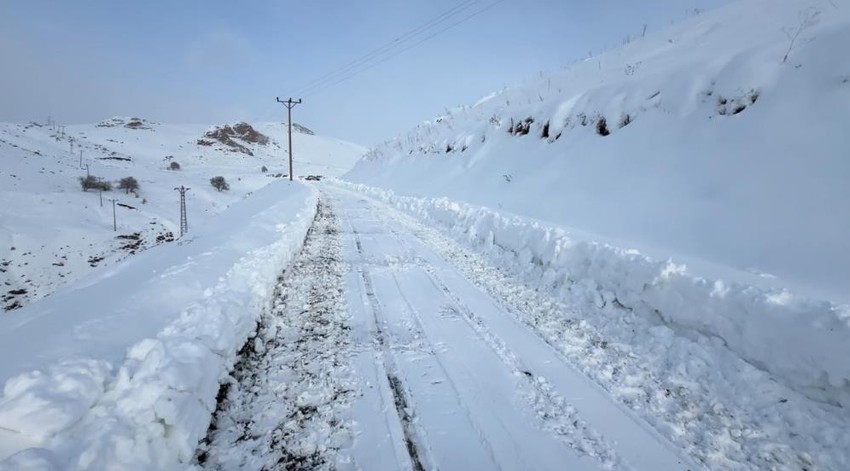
[96,117,153,130]
[291,123,315,135]
[200,122,270,156]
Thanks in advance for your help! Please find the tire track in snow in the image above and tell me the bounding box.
[352,228,428,471]
[195,196,355,470]
[426,270,623,468]
[383,269,506,469]
[381,224,624,469]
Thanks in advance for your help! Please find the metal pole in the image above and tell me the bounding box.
[288,106,293,181]
[174,186,190,237]
[112,200,117,232]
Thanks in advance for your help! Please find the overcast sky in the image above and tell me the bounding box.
[1,0,730,146]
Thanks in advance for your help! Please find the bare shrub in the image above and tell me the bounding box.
[210,176,229,192]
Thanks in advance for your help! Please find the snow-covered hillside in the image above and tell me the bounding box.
[346,0,850,302]
[0,118,364,309]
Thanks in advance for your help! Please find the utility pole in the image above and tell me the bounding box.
[174,185,189,237]
[79,150,83,168]
[85,163,90,178]
[112,199,117,232]
[276,97,302,181]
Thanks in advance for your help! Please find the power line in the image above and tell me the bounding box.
[288,0,486,97]
[300,0,508,98]
[248,1,495,127]
[290,0,479,97]
[246,1,504,137]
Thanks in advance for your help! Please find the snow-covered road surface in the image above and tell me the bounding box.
[199,187,696,470]
[197,198,353,469]
[335,188,695,471]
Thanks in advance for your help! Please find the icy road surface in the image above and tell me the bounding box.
[198,186,695,470]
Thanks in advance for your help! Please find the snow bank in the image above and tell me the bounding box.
[333,181,850,410]
[0,181,318,469]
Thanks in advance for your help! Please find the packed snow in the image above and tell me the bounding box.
[197,198,355,469]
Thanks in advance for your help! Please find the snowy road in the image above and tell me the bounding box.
[334,187,695,471]
[198,187,696,470]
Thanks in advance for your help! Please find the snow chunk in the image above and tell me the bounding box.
[0,359,111,440]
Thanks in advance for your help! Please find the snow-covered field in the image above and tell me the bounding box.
[2,0,849,468]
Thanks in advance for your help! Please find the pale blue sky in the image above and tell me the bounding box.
[0,1,730,145]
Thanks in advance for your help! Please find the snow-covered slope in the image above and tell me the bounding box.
[0,118,365,310]
[345,0,850,302]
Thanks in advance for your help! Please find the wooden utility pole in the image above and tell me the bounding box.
[276,97,302,181]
